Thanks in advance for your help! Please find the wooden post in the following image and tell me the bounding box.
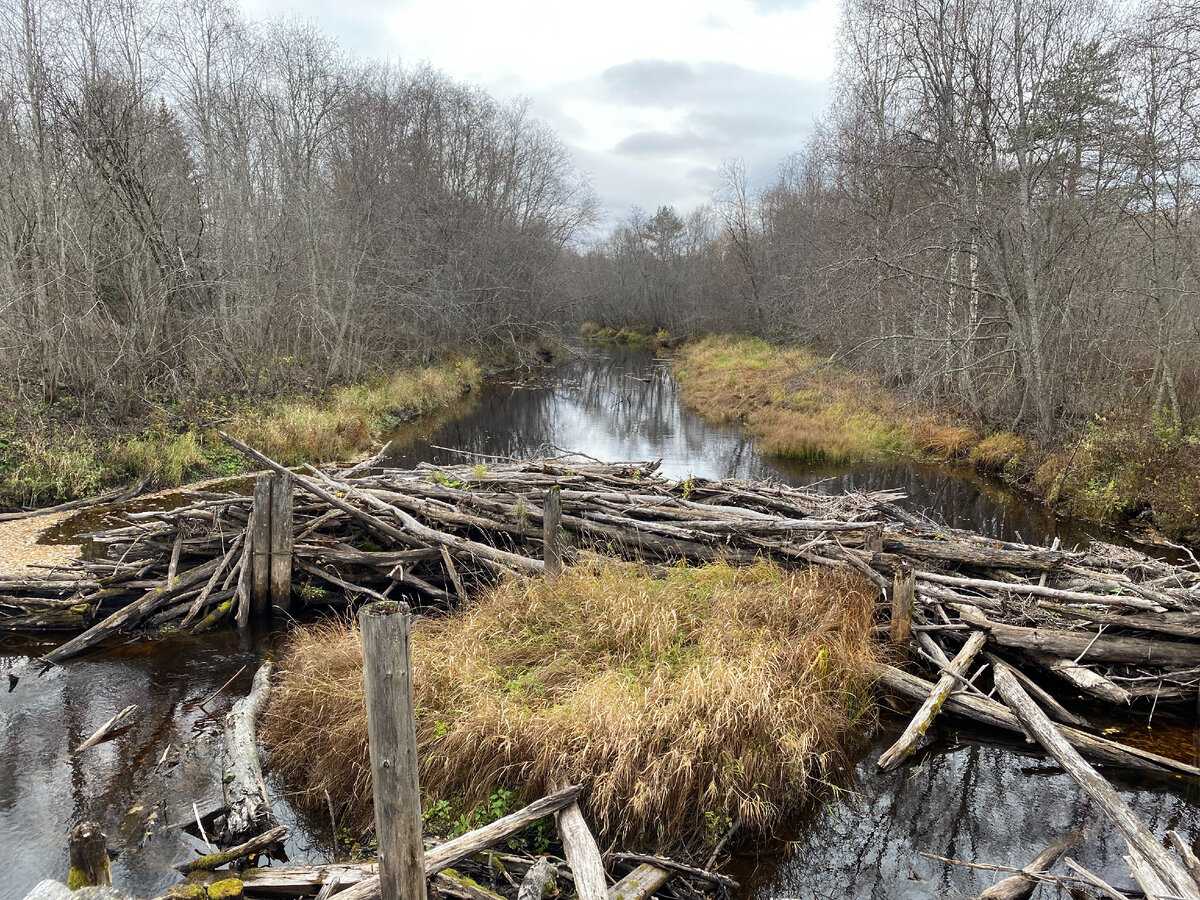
[543,486,562,581]
[890,562,914,644]
[359,601,425,900]
[67,821,111,888]
[250,473,272,619]
[865,525,884,555]
[269,473,294,614]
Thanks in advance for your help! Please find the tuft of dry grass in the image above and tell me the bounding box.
[264,557,879,848]
[969,431,1029,473]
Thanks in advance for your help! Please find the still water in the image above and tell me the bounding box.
[0,346,1193,899]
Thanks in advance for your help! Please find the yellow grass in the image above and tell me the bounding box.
[673,335,974,464]
[263,557,880,847]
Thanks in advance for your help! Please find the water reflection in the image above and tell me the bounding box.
[386,347,1096,549]
[740,727,1200,899]
[0,633,319,900]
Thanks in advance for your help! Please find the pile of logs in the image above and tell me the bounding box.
[2,434,1198,687]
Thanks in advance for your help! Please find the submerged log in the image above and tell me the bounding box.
[75,704,137,752]
[221,662,276,845]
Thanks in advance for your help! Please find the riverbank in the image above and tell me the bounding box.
[673,335,1200,545]
[264,557,878,851]
[0,357,483,512]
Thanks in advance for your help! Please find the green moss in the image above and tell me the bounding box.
[164,884,208,900]
[206,878,244,899]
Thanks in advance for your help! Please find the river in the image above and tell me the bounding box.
[0,346,1195,899]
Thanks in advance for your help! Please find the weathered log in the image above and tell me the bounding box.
[890,563,914,644]
[75,704,138,752]
[45,556,223,663]
[1033,655,1132,705]
[517,858,557,900]
[873,662,1200,775]
[984,654,1089,728]
[175,824,287,872]
[543,486,563,580]
[334,786,584,900]
[221,662,276,845]
[957,606,1200,666]
[607,853,737,890]
[67,821,112,888]
[556,800,608,900]
[992,661,1200,900]
[609,864,670,900]
[878,630,987,770]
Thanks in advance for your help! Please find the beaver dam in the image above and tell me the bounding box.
[6,413,1200,900]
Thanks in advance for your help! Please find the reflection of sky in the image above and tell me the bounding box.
[748,733,1200,900]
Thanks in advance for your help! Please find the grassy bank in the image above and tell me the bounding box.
[674,335,1200,543]
[580,321,674,351]
[0,358,482,510]
[264,557,878,848]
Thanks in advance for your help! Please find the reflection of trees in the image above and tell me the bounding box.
[754,736,1199,899]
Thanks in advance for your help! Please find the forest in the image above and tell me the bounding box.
[0,0,593,422]
[578,0,1200,447]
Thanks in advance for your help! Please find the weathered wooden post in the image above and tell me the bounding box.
[865,525,884,555]
[269,472,294,614]
[250,473,273,619]
[360,601,425,900]
[67,821,111,888]
[543,485,562,581]
[890,562,915,644]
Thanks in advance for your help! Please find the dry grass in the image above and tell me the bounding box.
[264,557,879,848]
[674,335,974,465]
[969,431,1030,473]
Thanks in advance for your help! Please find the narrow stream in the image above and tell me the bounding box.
[0,346,1194,900]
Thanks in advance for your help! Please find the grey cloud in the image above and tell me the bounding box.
[600,59,819,111]
[615,129,722,157]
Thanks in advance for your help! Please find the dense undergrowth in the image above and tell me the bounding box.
[264,557,879,849]
[674,334,1200,543]
[0,358,482,509]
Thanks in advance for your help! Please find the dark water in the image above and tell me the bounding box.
[0,346,1193,899]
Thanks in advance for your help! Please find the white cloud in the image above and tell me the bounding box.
[241,0,838,225]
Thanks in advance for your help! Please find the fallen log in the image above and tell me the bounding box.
[333,786,584,900]
[517,858,557,900]
[992,661,1200,900]
[609,864,670,900]
[556,800,607,900]
[1033,655,1132,706]
[175,824,287,872]
[956,606,1200,667]
[878,630,987,770]
[221,662,276,845]
[872,662,1200,776]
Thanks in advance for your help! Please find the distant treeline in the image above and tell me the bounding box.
[575,0,1200,443]
[0,0,593,424]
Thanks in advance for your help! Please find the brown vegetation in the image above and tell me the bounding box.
[263,558,879,848]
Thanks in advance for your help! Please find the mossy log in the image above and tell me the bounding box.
[67,821,111,888]
[175,825,287,872]
[220,663,275,845]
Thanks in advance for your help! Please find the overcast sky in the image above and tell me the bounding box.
[243,0,839,227]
